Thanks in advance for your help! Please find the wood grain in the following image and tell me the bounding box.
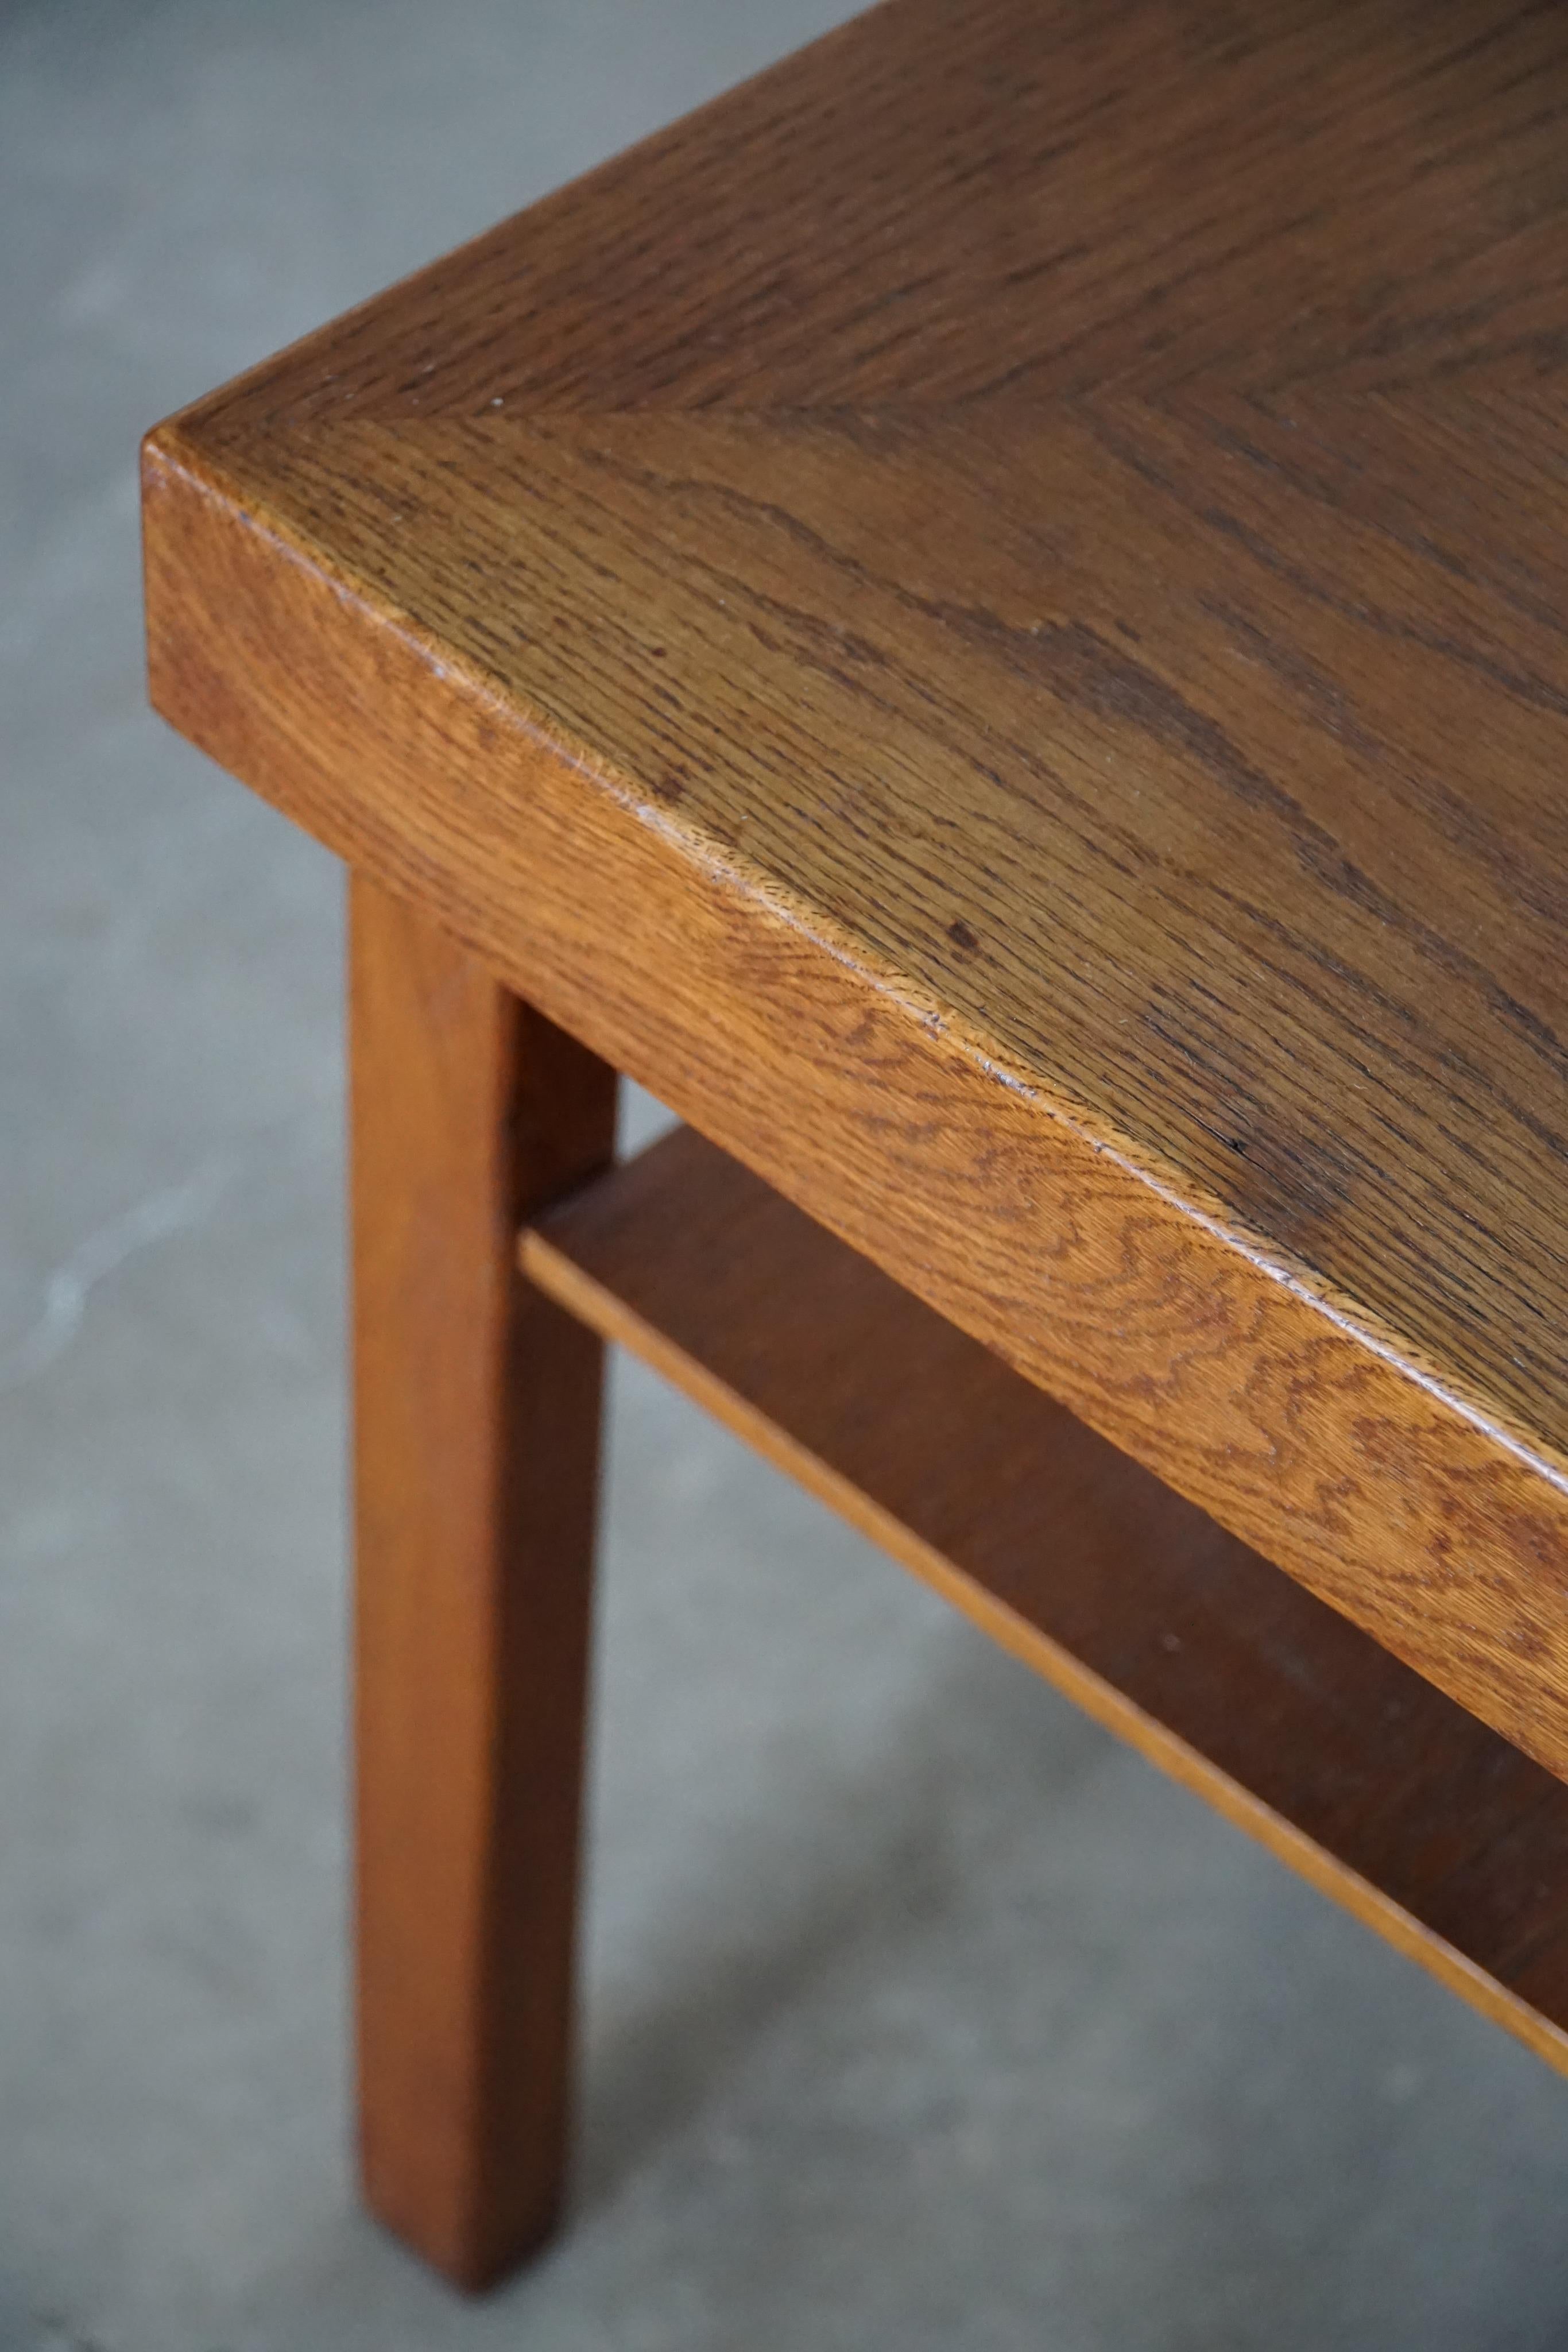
[350,872,615,2288]
[144,1,1568,1775]
[525,1125,1568,2077]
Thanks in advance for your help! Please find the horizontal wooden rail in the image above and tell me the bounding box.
[522,1125,1568,2075]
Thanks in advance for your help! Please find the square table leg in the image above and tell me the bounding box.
[347,870,617,2287]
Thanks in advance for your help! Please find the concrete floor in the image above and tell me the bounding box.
[6,1,1568,2343]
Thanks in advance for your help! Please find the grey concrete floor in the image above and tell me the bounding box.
[6,1,1568,2344]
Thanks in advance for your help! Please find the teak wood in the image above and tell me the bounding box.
[525,1123,1568,2076]
[351,873,615,2285]
[141,0,1568,2296]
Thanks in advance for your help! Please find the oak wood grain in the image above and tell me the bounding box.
[525,1124,1568,2078]
[350,872,615,2288]
[144,1,1568,1773]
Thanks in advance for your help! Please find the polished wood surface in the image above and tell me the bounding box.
[351,873,616,2287]
[526,1124,1568,2076]
[144,0,1568,1777]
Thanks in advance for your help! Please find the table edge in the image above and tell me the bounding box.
[142,416,1568,1777]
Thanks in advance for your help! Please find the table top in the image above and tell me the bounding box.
[145,0,1568,1768]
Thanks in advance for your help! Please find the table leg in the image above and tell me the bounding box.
[348,870,616,2287]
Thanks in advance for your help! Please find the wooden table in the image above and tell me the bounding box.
[143,0,1568,2293]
